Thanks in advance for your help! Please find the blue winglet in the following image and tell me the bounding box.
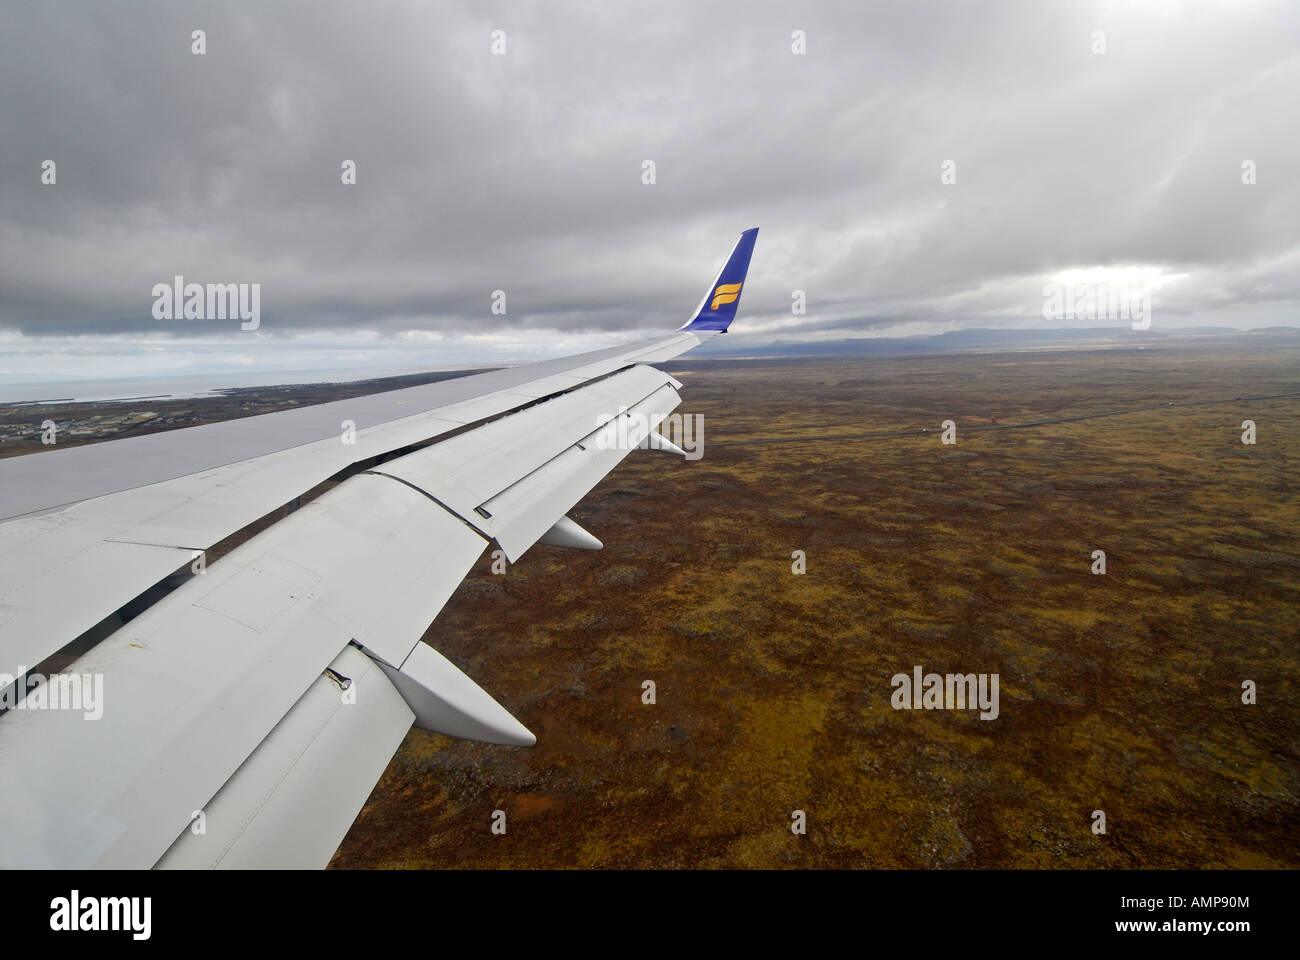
[679,228,759,332]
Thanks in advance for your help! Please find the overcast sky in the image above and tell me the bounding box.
[1,0,1296,383]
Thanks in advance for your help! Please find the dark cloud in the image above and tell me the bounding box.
[0,0,1296,361]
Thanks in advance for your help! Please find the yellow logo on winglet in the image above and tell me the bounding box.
[711,282,742,311]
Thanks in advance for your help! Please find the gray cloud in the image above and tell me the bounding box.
[1,0,1296,357]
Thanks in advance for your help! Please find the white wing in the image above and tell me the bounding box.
[0,229,758,869]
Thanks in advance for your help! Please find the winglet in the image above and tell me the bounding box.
[679,228,759,332]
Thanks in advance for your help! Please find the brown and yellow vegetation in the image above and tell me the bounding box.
[335,341,1300,869]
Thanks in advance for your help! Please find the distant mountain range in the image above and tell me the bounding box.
[690,325,1300,358]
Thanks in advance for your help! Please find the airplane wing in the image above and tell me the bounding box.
[0,228,759,869]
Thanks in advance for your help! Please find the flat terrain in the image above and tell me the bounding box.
[330,340,1299,868]
[5,339,1295,868]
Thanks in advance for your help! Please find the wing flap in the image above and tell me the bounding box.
[372,365,680,558]
[0,472,485,868]
[372,364,673,507]
[481,384,682,562]
[0,343,701,683]
[154,644,414,869]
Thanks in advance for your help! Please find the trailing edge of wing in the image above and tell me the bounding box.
[0,473,488,868]
[155,644,414,869]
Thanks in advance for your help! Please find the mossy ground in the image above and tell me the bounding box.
[334,343,1298,869]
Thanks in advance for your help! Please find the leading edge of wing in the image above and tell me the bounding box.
[0,333,688,523]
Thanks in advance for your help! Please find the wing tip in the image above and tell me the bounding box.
[680,228,760,333]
